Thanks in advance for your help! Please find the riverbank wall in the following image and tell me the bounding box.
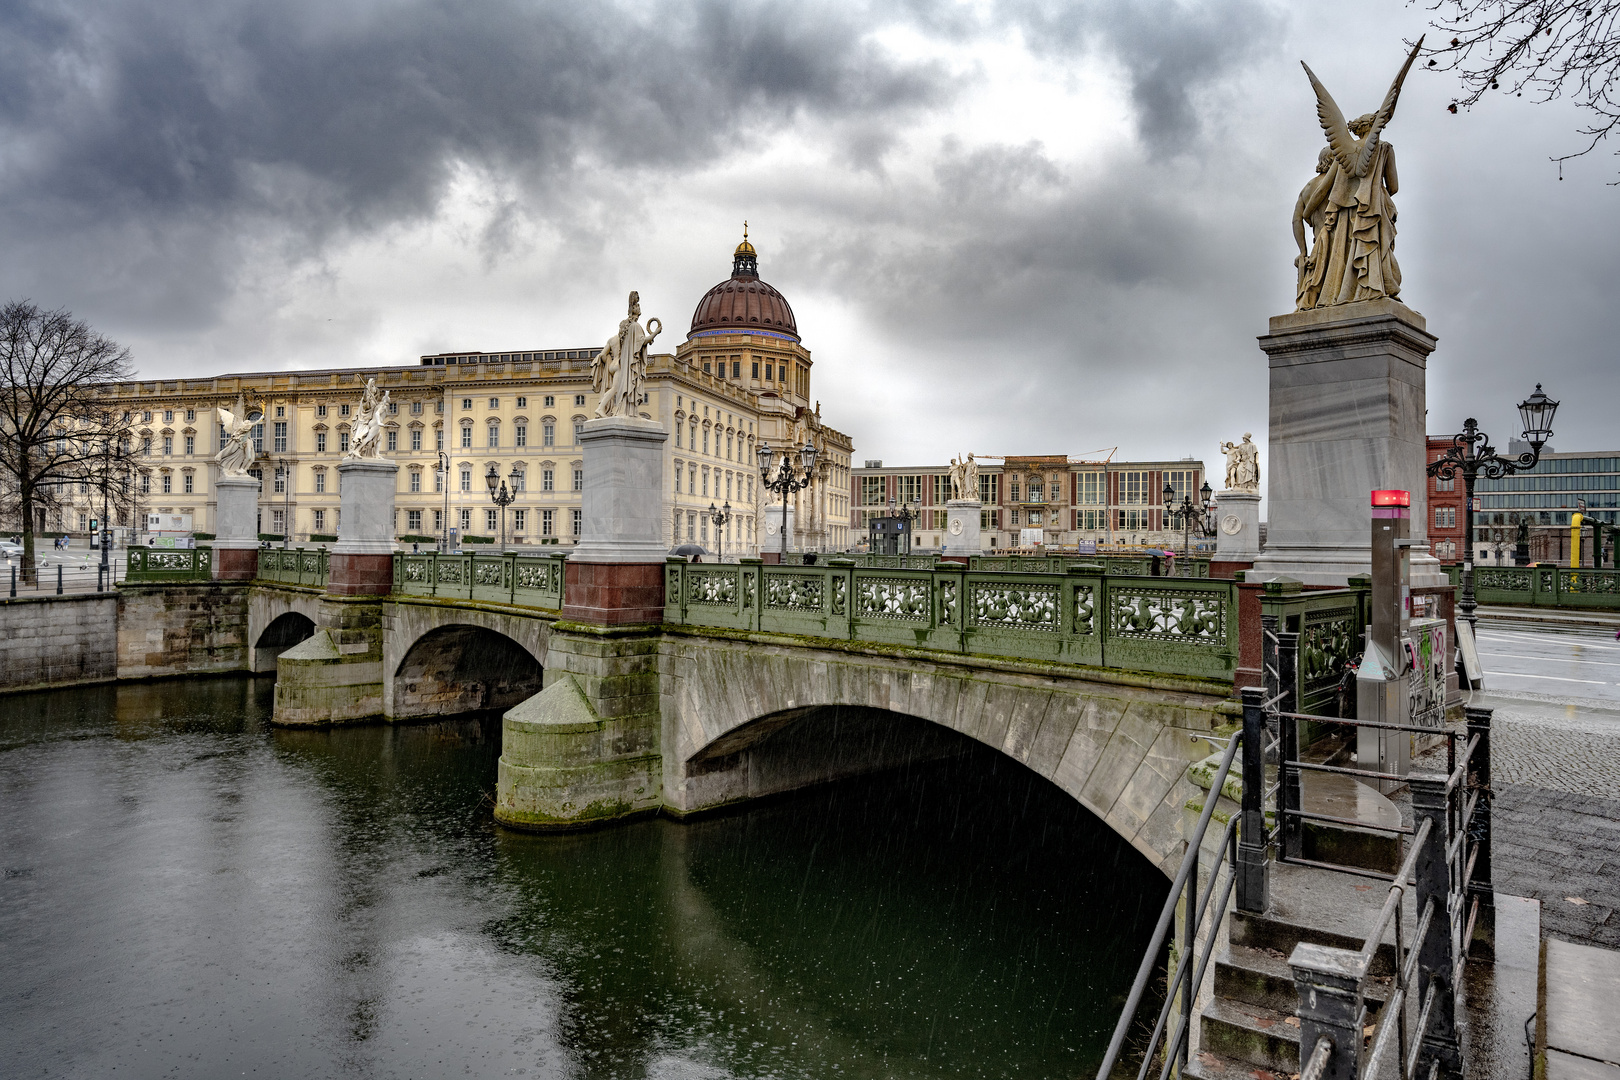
[0,592,119,693]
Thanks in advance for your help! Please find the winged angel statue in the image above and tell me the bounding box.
[215,393,259,477]
[1293,39,1422,310]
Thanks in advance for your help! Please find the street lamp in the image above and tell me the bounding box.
[886,495,920,554]
[707,501,733,560]
[1164,479,1217,562]
[485,463,518,550]
[437,451,451,552]
[1427,383,1559,630]
[757,440,818,556]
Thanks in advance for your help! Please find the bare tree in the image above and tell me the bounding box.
[0,302,137,582]
[1424,2,1620,174]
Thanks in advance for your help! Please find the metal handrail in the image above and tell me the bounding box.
[1094,729,1244,1080]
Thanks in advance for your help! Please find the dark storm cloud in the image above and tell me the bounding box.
[0,0,951,319]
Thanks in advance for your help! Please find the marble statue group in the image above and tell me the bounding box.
[1220,434,1260,493]
[1293,39,1422,310]
[215,394,259,477]
[949,454,980,502]
[347,378,391,461]
[592,291,661,419]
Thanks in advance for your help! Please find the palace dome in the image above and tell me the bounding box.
[688,225,799,341]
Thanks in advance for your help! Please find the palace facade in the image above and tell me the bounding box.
[65,234,855,554]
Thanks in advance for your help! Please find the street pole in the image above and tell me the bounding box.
[438,451,450,552]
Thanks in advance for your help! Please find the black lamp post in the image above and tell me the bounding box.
[98,438,112,587]
[485,463,518,550]
[886,495,920,554]
[757,440,818,556]
[437,451,451,552]
[1163,479,1217,561]
[1427,383,1559,630]
[707,500,733,560]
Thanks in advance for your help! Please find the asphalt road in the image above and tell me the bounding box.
[1474,620,1620,706]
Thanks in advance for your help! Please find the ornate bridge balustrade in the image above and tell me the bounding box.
[1258,581,1369,718]
[393,551,566,610]
[126,546,214,582]
[664,558,1239,681]
[1446,562,1620,609]
[256,547,330,588]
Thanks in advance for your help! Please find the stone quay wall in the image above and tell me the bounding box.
[0,593,119,693]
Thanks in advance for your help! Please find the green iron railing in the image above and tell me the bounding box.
[1445,562,1620,610]
[1258,580,1369,718]
[256,547,330,587]
[393,551,566,610]
[665,558,1239,681]
[125,546,214,581]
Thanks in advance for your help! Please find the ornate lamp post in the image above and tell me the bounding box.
[1163,479,1216,561]
[1427,383,1559,630]
[886,495,920,554]
[437,451,451,552]
[706,501,733,560]
[485,463,519,550]
[757,440,818,556]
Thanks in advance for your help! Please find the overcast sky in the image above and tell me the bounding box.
[3,0,1615,480]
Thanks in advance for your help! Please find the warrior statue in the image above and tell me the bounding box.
[1293,39,1422,310]
[592,291,661,419]
[215,393,259,477]
[346,378,391,460]
[1220,434,1260,493]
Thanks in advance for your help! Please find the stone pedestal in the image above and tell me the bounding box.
[763,505,795,555]
[942,499,982,558]
[330,459,398,596]
[563,416,669,624]
[1248,298,1446,586]
[212,474,261,580]
[1213,490,1262,563]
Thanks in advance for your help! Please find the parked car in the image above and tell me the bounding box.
[0,540,23,560]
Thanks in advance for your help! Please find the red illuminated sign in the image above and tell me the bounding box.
[1370,489,1410,507]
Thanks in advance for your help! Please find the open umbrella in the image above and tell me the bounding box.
[670,544,709,561]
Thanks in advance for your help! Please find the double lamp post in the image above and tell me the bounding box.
[757,439,819,556]
[1163,479,1216,561]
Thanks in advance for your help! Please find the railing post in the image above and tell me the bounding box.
[1278,629,1303,861]
[1412,774,1462,1080]
[1290,943,1365,1080]
[1181,841,1197,1076]
[1465,705,1495,958]
[57,564,63,595]
[1237,685,1270,913]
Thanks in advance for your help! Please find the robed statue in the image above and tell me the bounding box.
[215,393,259,477]
[346,377,391,460]
[1293,39,1422,310]
[592,291,662,419]
[1219,434,1260,493]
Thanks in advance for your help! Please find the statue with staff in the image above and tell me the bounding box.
[1293,39,1422,310]
[592,291,661,419]
[346,377,391,460]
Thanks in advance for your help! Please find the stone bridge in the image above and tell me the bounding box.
[249,555,1243,876]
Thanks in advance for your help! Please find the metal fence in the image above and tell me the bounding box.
[5,558,127,597]
[664,558,1239,680]
[257,547,330,588]
[393,551,566,609]
[125,546,214,582]
[1447,562,1620,609]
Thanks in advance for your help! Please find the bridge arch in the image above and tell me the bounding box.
[661,637,1226,877]
[392,623,545,719]
[248,587,324,672]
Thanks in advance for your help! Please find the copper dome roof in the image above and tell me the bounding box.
[688,228,799,341]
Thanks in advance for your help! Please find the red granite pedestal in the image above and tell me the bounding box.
[214,547,259,581]
[328,553,394,596]
[563,562,665,625]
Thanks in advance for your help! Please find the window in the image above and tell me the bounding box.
[276,405,285,419]
[861,476,886,505]
[316,432,327,453]
[340,432,350,453]
[899,475,922,504]
[512,471,525,493]
[460,509,471,531]
[574,394,585,407]
[461,425,472,449]
[411,429,422,451]
[272,422,287,453]
[674,464,682,494]
[487,424,499,449]
[184,435,194,455]
[433,510,442,532]
[142,411,152,423]
[573,421,583,443]
[515,424,527,447]
[434,469,443,493]
[183,473,194,494]
[688,464,697,494]
[163,435,173,455]
[462,398,473,411]
[516,397,526,408]
[1123,471,1147,505]
[486,509,498,533]
[572,468,583,492]
[544,395,554,407]
[273,468,285,494]
[271,510,284,533]
[702,469,709,497]
[542,509,554,536]
[314,509,326,531]
[572,508,582,536]
[408,510,422,532]
[140,473,150,494]
[513,509,526,534]
[543,469,554,492]
[409,470,421,493]
[1077,472,1103,505]
[164,409,174,423]
[317,405,327,418]
[162,473,172,494]
[1435,475,1455,493]
[460,469,471,492]
[386,429,398,452]
[412,400,423,415]
[1029,481,1044,503]
[340,404,350,417]
[1435,506,1457,529]
[185,408,195,422]
[1010,509,1020,525]
[1010,481,1020,502]
[489,397,500,409]
[752,361,759,379]
[702,428,709,455]
[543,422,555,447]
[315,471,326,493]
[732,361,741,378]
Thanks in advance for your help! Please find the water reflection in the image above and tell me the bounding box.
[1,677,1165,1078]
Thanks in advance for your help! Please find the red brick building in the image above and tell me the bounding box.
[1426,436,1465,564]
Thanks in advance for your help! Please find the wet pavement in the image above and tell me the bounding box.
[1475,621,1620,707]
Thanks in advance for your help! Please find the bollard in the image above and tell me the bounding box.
[1412,774,1462,1080]
[9,564,15,598]
[1277,630,1303,861]
[1237,685,1270,913]
[1291,942,1364,1080]
[56,564,63,595]
[1465,705,1495,958]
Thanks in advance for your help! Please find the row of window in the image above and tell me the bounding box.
[857,471,1188,509]
[399,507,584,538]
[673,462,754,502]
[461,394,586,411]
[695,355,795,387]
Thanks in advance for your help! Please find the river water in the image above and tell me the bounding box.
[1,677,1167,1079]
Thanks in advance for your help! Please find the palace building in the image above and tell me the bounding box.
[68,233,855,555]
[851,455,1210,552]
